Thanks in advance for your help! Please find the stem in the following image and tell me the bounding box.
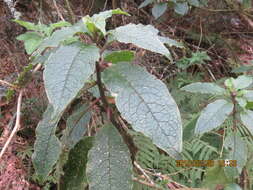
[64,0,76,24]
[95,44,137,158]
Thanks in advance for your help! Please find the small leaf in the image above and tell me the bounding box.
[13,19,38,31]
[139,0,154,8]
[44,42,99,117]
[104,50,135,64]
[181,82,225,95]
[244,90,253,101]
[102,62,182,157]
[174,2,189,15]
[62,104,92,149]
[83,9,129,35]
[109,24,172,60]
[235,97,247,108]
[152,3,167,19]
[61,137,93,190]
[34,22,87,56]
[32,105,61,181]
[195,99,233,134]
[16,32,44,54]
[240,109,253,134]
[86,124,133,190]
[224,133,247,173]
[233,75,253,90]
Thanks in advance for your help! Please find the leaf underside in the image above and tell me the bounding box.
[102,62,182,157]
[195,99,233,134]
[32,105,61,181]
[44,42,99,117]
[86,124,133,190]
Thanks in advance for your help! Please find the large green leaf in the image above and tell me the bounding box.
[109,24,173,60]
[44,42,99,116]
[152,3,167,19]
[181,82,225,95]
[32,105,61,181]
[34,22,87,56]
[83,9,129,35]
[61,137,93,190]
[195,99,233,134]
[102,62,182,157]
[16,32,44,54]
[86,124,133,190]
[62,104,92,149]
[224,133,247,173]
[240,109,253,134]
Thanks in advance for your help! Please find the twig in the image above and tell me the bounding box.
[132,177,163,190]
[0,90,23,159]
[52,0,65,21]
[134,161,154,185]
[0,79,17,89]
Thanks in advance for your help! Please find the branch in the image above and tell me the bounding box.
[0,90,23,159]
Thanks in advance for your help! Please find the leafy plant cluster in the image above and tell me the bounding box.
[11,4,253,190]
[14,9,185,189]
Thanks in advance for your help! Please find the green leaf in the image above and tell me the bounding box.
[13,19,38,31]
[86,124,133,190]
[16,32,44,54]
[44,42,99,117]
[188,0,200,7]
[109,24,173,61]
[242,0,252,8]
[62,104,92,149]
[34,22,87,56]
[244,90,253,101]
[83,9,129,35]
[181,82,225,95]
[152,3,167,19]
[102,62,182,157]
[174,2,189,15]
[240,109,253,134]
[231,65,253,73]
[159,36,184,48]
[139,0,154,8]
[48,21,71,35]
[203,161,231,189]
[224,183,242,190]
[235,97,247,108]
[224,133,247,173]
[61,137,93,190]
[195,99,233,134]
[233,75,253,90]
[104,50,135,64]
[32,105,61,181]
